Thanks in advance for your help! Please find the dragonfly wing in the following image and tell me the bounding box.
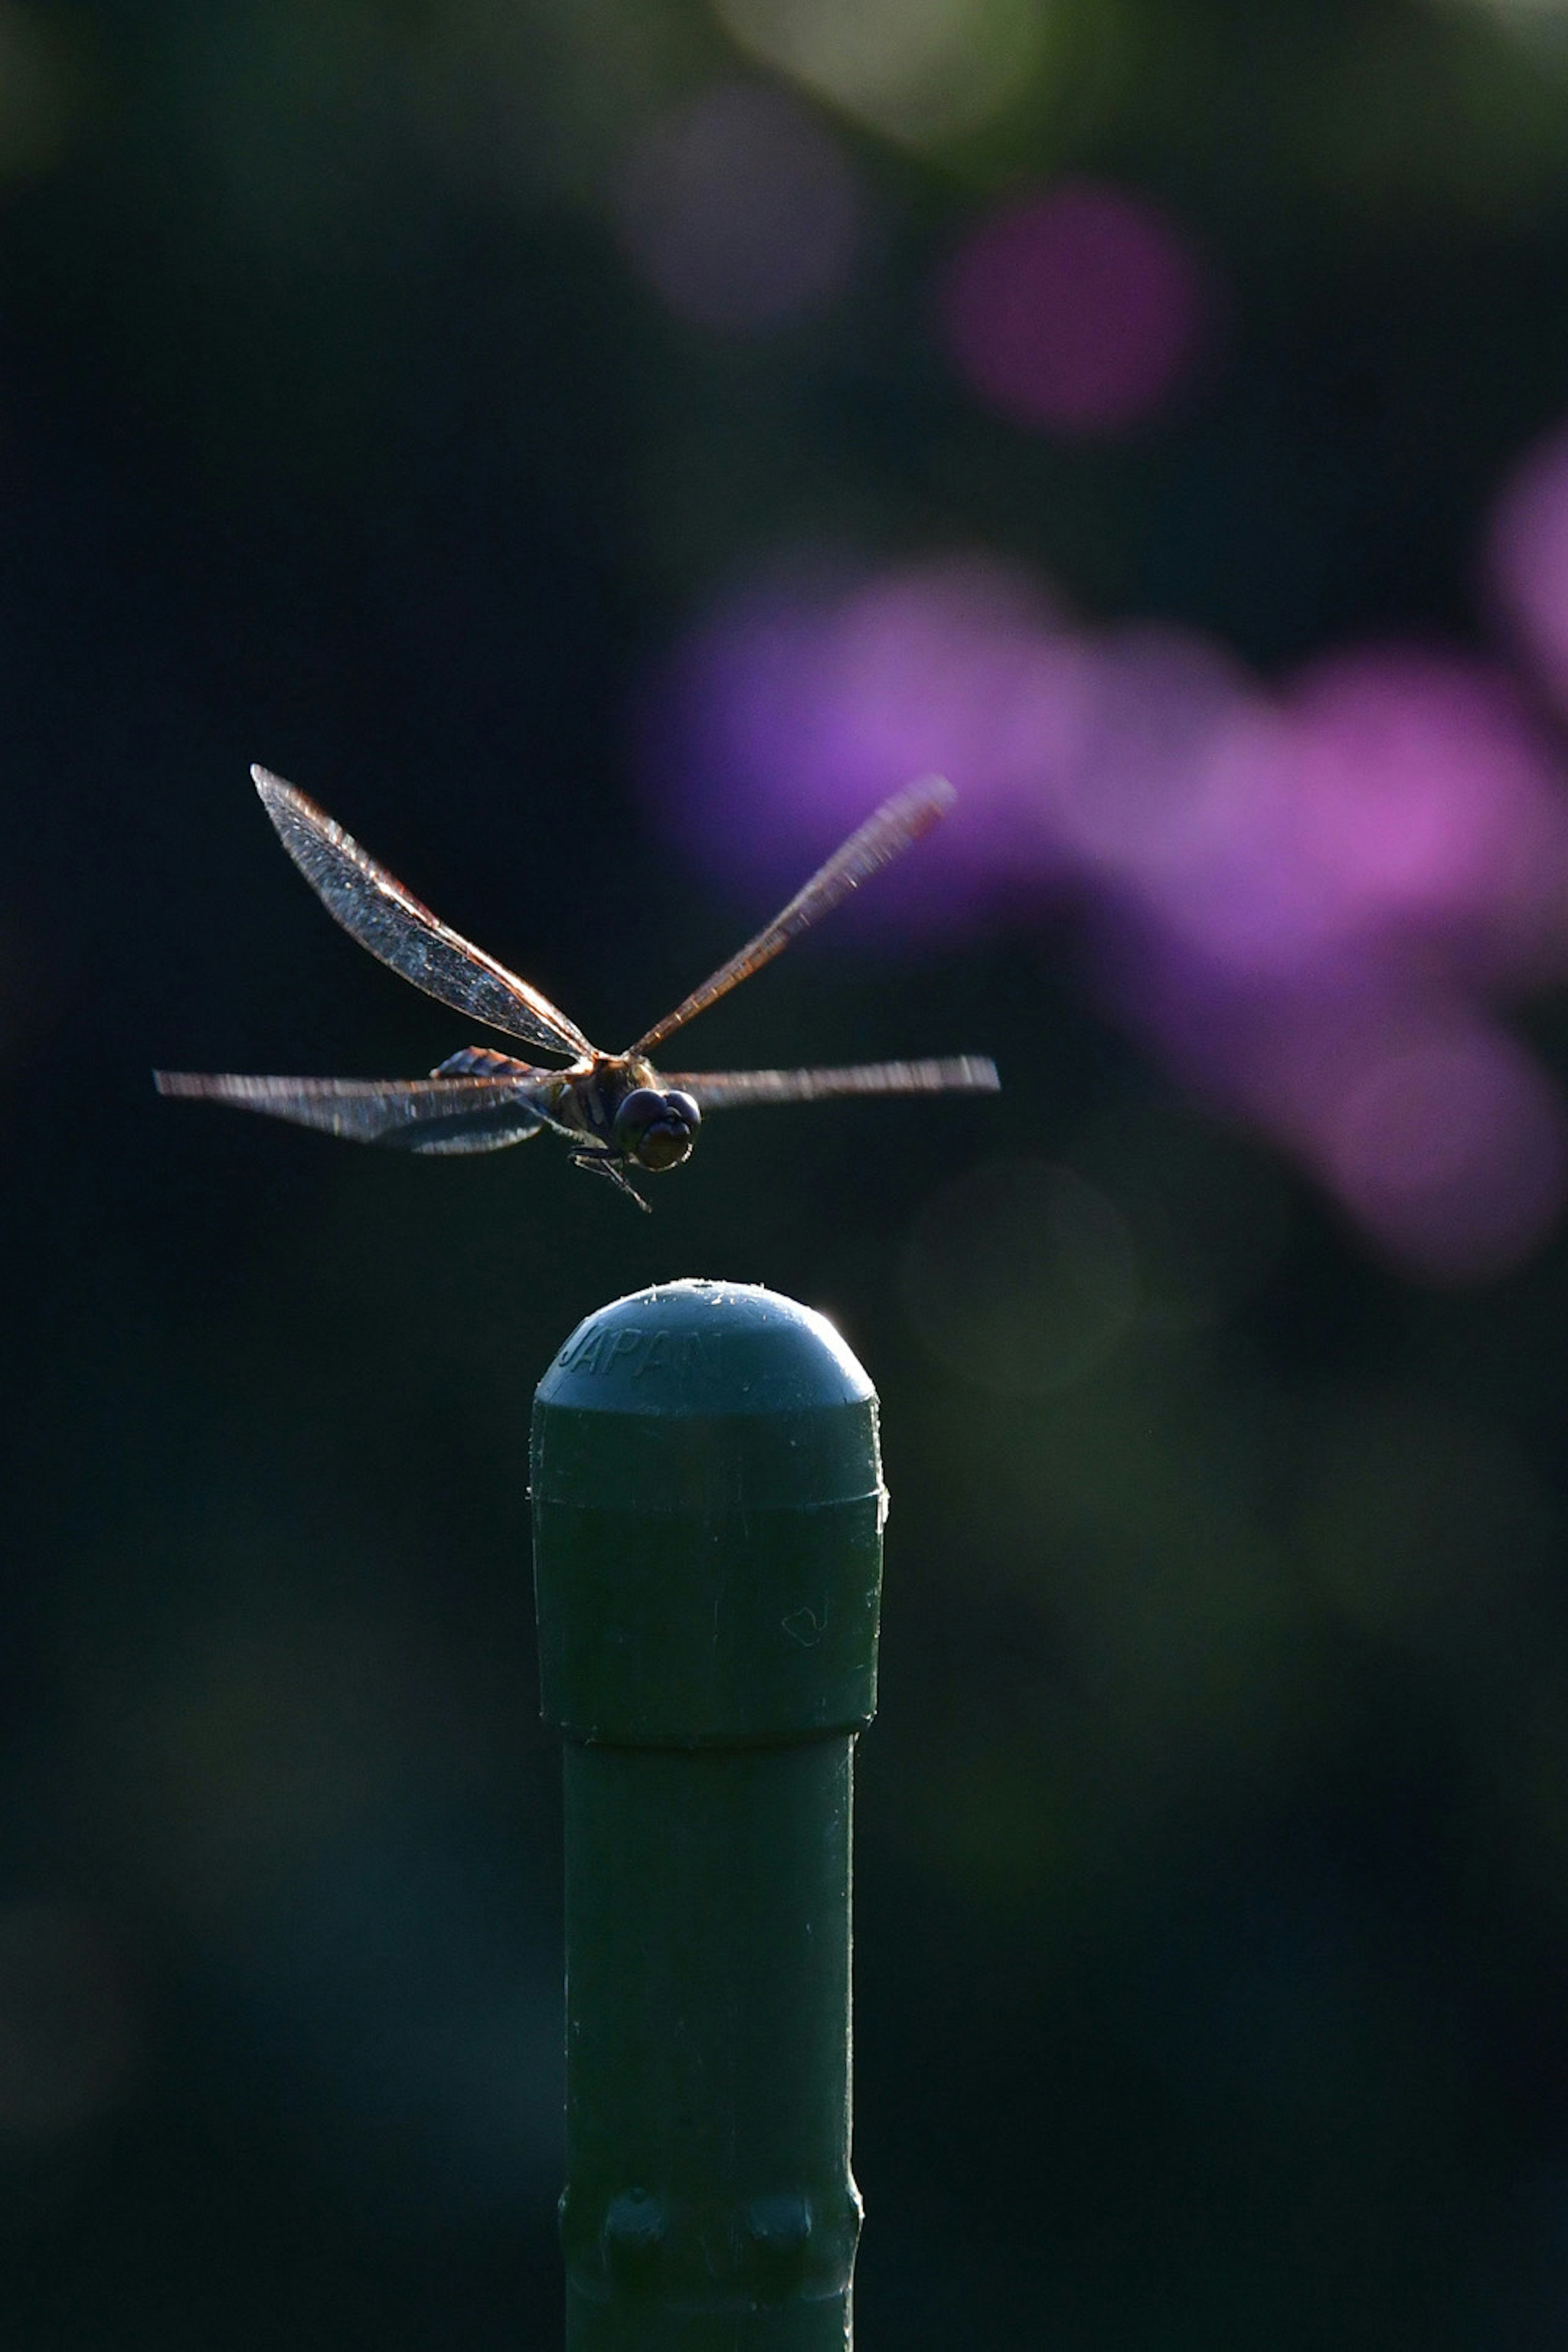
[154,1070,554,1155]
[661,1056,1000,1109]
[629,775,957,1055]
[252,767,597,1060]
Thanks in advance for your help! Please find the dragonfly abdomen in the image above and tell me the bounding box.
[430,1045,536,1078]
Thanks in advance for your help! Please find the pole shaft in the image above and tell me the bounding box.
[561,1742,859,2350]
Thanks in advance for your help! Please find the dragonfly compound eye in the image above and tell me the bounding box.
[615,1087,702,1173]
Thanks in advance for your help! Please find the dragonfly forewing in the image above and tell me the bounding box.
[629,775,958,1055]
[253,767,597,1060]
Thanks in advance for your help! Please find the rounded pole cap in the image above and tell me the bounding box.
[532,1281,885,1745]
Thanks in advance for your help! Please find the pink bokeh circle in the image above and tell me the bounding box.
[936,180,1214,437]
[1314,1026,1568,1284]
[1487,419,1568,708]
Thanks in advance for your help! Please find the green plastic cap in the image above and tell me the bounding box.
[532,1281,885,1746]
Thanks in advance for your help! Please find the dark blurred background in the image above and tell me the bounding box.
[9,0,1568,2342]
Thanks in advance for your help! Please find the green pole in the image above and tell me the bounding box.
[530,1279,886,2352]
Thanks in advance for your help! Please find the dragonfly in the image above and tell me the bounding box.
[156,766,999,1209]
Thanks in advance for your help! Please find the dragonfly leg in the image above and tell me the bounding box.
[568,1149,652,1213]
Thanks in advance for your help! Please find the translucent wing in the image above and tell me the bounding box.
[252,766,597,1060]
[154,1069,554,1155]
[629,775,958,1056]
[661,1056,1000,1109]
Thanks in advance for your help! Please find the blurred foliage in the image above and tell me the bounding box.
[6,0,1568,2345]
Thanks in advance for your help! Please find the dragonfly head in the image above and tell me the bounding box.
[614,1087,702,1173]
